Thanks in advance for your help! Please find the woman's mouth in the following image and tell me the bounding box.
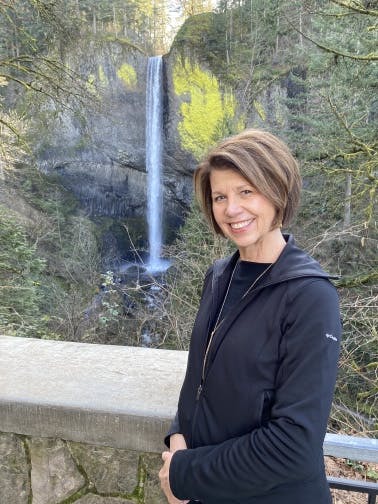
[229,219,252,230]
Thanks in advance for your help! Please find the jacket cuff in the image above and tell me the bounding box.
[169,449,192,500]
[169,446,213,501]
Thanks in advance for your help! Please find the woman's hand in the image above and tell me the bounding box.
[159,451,189,503]
[160,434,189,504]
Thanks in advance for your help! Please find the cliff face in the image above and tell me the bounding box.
[27,37,198,261]
[35,39,150,220]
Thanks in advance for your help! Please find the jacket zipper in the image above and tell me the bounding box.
[196,321,223,400]
[196,276,270,401]
[191,319,217,443]
[191,327,217,441]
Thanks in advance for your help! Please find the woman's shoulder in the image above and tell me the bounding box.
[285,275,340,311]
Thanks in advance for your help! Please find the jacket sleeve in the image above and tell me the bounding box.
[169,279,342,502]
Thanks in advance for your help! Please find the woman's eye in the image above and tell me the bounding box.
[213,195,225,202]
[241,189,253,195]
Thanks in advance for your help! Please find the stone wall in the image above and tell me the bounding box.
[0,432,163,503]
[0,336,188,504]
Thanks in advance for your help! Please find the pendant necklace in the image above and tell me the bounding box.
[197,259,274,400]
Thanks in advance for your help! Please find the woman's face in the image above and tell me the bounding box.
[210,168,284,262]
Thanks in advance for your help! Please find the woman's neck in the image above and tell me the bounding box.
[238,229,286,263]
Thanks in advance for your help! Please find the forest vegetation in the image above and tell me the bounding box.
[0,0,377,436]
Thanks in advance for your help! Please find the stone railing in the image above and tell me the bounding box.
[0,336,187,504]
[0,336,376,504]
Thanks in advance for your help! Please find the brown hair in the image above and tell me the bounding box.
[194,129,302,235]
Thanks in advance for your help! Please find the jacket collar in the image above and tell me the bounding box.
[212,234,336,293]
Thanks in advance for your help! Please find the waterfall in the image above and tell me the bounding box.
[145,56,168,273]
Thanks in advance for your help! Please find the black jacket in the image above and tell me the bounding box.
[167,235,342,504]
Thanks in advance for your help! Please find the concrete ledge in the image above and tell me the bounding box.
[0,336,187,453]
[1,336,376,462]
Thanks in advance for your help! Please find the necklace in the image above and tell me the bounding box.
[212,259,274,335]
[198,259,274,397]
[241,261,274,299]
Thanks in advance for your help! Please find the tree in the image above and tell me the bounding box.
[296,0,377,227]
[167,0,377,432]
[181,0,214,17]
[0,0,89,142]
[0,205,46,336]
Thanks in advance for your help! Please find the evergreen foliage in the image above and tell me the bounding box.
[0,205,45,336]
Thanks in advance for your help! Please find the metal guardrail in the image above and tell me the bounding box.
[324,434,378,504]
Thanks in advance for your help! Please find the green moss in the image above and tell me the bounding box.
[59,485,89,504]
[253,100,266,121]
[129,455,146,503]
[117,63,137,90]
[20,436,32,504]
[173,58,243,159]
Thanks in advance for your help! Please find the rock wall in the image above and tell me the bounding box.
[31,38,198,220]
[23,31,295,263]
[0,432,163,504]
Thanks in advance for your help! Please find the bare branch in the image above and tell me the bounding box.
[0,117,20,138]
[330,0,378,17]
[299,28,377,60]
[327,96,375,154]
[283,11,378,60]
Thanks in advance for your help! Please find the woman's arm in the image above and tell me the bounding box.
[169,279,342,502]
[164,411,182,448]
[170,433,188,452]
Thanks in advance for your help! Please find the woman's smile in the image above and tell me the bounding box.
[229,219,254,230]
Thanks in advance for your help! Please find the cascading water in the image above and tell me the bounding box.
[145,56,169,273]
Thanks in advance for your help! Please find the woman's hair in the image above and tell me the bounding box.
[194,129,302,235]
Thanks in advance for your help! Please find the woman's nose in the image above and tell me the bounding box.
[225,197,242,217]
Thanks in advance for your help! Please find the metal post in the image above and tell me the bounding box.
[368,493,376,504]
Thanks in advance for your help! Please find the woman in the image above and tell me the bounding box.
[159,129,341,504]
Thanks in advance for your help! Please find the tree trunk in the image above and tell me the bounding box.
[92,11,97,34]
[113,5,117,35]
[344,172,352,228]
